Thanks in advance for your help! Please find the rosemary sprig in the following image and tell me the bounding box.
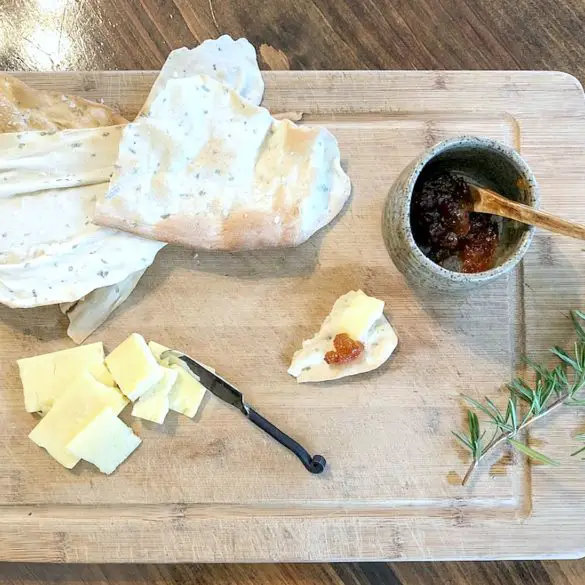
[454,310,585,486]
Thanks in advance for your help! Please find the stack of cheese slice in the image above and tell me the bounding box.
[20,334,208,474]
[105,334,208,424]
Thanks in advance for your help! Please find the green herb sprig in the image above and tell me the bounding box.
[454,310,585,486]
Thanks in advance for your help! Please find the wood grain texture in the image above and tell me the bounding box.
[0,0,585,79]
[2,560,585,585]
[2,0,585,583]
[2,0,585,82]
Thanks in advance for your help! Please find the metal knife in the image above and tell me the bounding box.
[161,350,326,474]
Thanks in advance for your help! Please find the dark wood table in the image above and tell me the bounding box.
[1,0,584,583]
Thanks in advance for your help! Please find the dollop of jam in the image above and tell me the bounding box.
[325,333,364,365]
[410,172,499,273]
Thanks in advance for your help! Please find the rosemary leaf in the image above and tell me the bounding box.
[506,397,518,432]
[462,396,498,423]
[550,346,579,370]
[468,410,479,437]
[484,397,504,422]
[572,434,585,458]
[452,431,473,451]
[554,365,569,396]
[575,341,585,369]
[571,310,585,340]
[507,438,560,466]
[467,410,483,460]
[524,357,551,379]
[507,379,533,403]
[566,396,585,406]
[540,379,557,410]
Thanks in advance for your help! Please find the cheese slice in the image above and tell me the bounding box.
[168,364,207,418]
[149,339,215,372]
[17,342,114,413]
[66,407,141,474]
[148,340,211,418]
[288,290,398,383]
[105,333,164,401]
[131,367,177,424]
[334,292,385,342]
[148,340,171,365]
[28,371,128,468]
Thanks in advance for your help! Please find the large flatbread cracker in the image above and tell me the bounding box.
[95,75,351,250]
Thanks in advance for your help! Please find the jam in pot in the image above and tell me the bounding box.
[410,172,499,273]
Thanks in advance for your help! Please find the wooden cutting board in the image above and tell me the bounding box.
[1,70,585,563]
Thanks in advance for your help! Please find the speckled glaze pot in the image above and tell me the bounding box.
[382,136,539,291]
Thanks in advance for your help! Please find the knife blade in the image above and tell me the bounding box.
[161,350,326,474]
[167,352,247,415]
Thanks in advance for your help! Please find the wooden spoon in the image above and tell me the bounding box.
[468,184,585,241]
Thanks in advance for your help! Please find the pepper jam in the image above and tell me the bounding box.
[410,172,499,273]
[325,333,364,365]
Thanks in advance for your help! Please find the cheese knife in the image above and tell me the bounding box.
[161,350,326,474]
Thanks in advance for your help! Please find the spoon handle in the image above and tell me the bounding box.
[470,185,585,241]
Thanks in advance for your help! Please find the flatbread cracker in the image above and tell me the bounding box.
[0,126,164,309]
[95,75,351,250]
[64,269,146,344]
[140,35,264,115]
[288,291,398,383]
[0,75,126,133]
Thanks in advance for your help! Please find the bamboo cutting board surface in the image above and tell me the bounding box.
[1,70,585,562]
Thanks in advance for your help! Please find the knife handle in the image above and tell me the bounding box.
[246,407,326,474]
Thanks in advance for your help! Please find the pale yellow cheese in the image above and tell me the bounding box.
[28,371,128,468]
[335,290,385,342]
[105,333,164,401]
[17,342,114,414]
[168,364,207,418]
[66,407,141,475]
[131,367,177,424]
[148,340,171,365]
[94,366,116,387]
[148,339,212,417]
[148,339,216,374]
